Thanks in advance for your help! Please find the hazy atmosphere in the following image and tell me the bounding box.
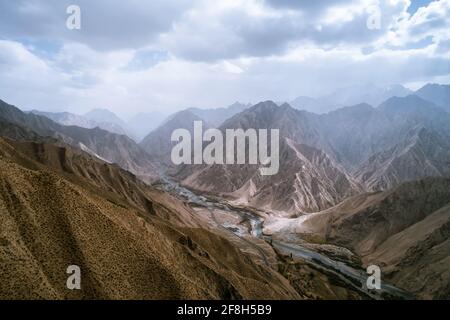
[1,0,448,117]
[1,0,450,303]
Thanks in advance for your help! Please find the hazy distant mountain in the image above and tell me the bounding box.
[61,102,251,143]
[187,102,251,127]
[128,111,167,141]
[290,96,337,114]
[84,108,127,127]
[140,110,208,165]
[313,95,450,170]
[355,127,450,190]
[172,101,361,214]
[377,95,450,140]
[415,83,450,113]
[166,95,450,212]
[291,84,412,113]
[0,99,157,183]
[84,108,136,138]
[343,96,450,190]
[327,84,412,108]
[31,110,96,128]
[30,110,130,137]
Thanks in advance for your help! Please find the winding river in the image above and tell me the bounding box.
[155,176,414,300]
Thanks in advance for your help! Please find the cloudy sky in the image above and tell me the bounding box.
[0,0,449,117]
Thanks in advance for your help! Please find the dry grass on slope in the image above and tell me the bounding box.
[0,138,298,300]
[0,137,201,228]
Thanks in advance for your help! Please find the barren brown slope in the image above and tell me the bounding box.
[290,178,450,299]
[324,178,450,256]
[0,137,299,299]
[176,139,361,214]
[365,204,450,299]
[0,137,199,228]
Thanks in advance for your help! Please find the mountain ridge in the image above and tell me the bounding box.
[0,99,158,183]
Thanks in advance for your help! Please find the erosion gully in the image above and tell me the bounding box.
[155,176,414,300]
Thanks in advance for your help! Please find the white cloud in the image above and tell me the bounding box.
[0,0,449,116]
[0,40,68,106]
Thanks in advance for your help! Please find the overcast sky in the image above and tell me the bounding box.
[0,0,449,117]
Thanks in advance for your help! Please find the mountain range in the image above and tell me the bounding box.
[169,101,362,214]
[0,100,158,183]
[31,109,132,137]
[186,102,252,126]
[0,107,366,299]
[290,84,413,114]
[1,82,449,300]
[145,94,450,215]
[416,83,450,113]
[289,83,450,115]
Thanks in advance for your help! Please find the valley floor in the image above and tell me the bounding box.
[155,179,416,300]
